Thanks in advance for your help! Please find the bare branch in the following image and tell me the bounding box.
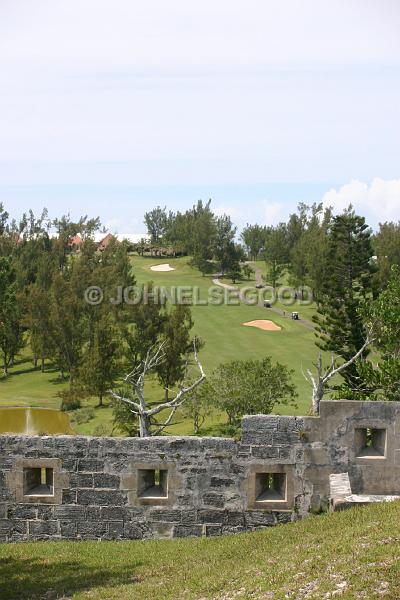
[305,333,375,415]
[110,339,206,436]
[108,390,140,413]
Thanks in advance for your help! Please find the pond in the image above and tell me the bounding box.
[0,407,73,435]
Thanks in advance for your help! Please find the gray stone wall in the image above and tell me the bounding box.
[1,401,400,542]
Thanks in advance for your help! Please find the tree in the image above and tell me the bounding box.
[79,312,122,406]
[0,257,24,375]
[183,380,213,434]
[49,271,86,384]
[156,304,195,401]
[110,341,205,437]
[241,224,267,260]
[313,208,375,390]
[209,357,297,429]
[213,215,237,274]
[191,255,214,276]
[373,221,400,290]
[122,282,167,365]
[359,265,400,401]
[144,206,168,243]
[242,264,255,280]
[22,284,54,370]
[304,205,332,305]
[0,203,9,235]
[264,224,288,288]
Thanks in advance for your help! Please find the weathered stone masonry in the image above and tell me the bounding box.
[1,401,400,542]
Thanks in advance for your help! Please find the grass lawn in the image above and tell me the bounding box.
[0,256,332,436]
[0,501,399,599]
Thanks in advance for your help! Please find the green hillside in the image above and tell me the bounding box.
[1,501,399,599]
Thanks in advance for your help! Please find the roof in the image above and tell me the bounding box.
[97,233,117,251]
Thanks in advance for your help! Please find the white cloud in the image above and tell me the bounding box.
[322,178,400,224]
[214,200,289,230]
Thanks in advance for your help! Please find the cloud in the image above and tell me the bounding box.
[322,178,400,225]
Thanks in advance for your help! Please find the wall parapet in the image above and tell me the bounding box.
[1,401,400,541]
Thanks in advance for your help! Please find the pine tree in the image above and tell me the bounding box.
[156,304,195,401]
[0,257,25,375]
[313,208,375,390]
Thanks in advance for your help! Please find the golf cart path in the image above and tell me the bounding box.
[212,270,315,331]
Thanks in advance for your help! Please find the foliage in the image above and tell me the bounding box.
[111,393,140,437]
[358,264,400,401]
[182,379,213,434]
[73,407,96,424]
[313,208,375,391]
[156,304,195,400]
[209,357,297,428]
[58,386,85,411]
[242,263,255,280]
[0,257,25,375]
[144,206,169,243]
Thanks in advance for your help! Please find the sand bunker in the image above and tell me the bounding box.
[150,263,175,272]
[243,320,281,331]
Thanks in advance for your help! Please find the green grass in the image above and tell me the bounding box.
[1,501,399,599]
[0,256,329,435]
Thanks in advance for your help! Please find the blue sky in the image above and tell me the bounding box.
[0,0,399,232]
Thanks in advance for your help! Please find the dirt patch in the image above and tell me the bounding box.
[242,320,282,331]
[150,263,175,272]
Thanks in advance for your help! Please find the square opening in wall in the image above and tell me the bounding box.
[355,428,386,458]
[23,467,54,497]
[137,469,168,498]
[255,472,286,502]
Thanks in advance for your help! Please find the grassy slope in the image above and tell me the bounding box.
[0,256,326,435]
[1,502,399,599]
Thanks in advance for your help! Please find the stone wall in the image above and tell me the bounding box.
[1,401,400,542]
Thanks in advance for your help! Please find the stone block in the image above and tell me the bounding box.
[37,506,54,520]
[77,521,108,537]
[77,459,104,472]
[8,505,37,520]
[70,473,94,488]
[106,521,124,539]
[101,506,127,520]
[210,476,235,488]
[93,473,120,489]
[245,511,276,527]
[77,489,127,506]
[60,521,77,538]
[173,524,203,538]
[0,520,12,535]
[197,509,224,524]
[29,521,59,537]
[124,522,146,539]
[54,505,86,521]
[148,509,182,522]
[201,492,225,508]
[224,511,245,527]
[205,525,222,536]
[181,510,197,524]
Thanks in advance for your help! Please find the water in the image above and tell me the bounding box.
[0,407,74,435]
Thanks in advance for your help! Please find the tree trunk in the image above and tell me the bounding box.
[139,413,151,437]
[312,386,323,416]
[98,394,103,407]
[41,357,45,372]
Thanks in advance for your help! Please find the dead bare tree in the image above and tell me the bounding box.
[109,340,206,437]
[303,335,374,415]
